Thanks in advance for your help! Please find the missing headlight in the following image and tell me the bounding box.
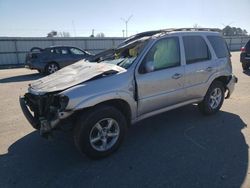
[59,95,69,111]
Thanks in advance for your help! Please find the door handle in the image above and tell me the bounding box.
[205,67,213,72]
[172,73,183,79]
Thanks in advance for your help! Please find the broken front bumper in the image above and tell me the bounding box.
[19,96,73,136]
[225,75,238,99]
[19,97,39,129]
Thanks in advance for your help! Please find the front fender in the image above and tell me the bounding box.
[69,90,137,120]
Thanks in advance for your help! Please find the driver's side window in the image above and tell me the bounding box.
[141,37,180,73]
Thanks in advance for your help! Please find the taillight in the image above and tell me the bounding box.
[241,47,246,52]
[31,54,37,58]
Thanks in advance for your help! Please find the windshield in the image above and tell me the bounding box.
[101,57,137,69]
[95,38,149,69]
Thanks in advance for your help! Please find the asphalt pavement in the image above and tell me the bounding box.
[0,52,249,188]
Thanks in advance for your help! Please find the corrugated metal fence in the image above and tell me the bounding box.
[224,36,250,52]
[0,37,125,66]
[0,36,249,66]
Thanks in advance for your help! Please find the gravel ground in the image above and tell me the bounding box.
[0,52,249,188]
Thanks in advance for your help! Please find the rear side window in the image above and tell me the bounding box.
[51,48,62,54]
[246,40,250,48]
[207,36,229,58]
[183,36,210,64]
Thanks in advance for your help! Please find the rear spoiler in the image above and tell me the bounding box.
[30,47,44,52]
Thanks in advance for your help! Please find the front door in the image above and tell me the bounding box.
[136,37,185,116]
[52,47,74,68]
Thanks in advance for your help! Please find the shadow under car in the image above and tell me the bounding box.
[0,105,248,188]
[0,73,42,83]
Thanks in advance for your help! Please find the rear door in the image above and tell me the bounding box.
[182,35,216,100]
[53,47,74,67]
[135,37,185,116]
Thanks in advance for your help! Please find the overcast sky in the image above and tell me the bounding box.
[0,0,249,37]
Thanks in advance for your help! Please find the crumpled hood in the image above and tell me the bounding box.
[28,60,126,94]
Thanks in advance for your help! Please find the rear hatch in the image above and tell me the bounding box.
[25,47,44,64]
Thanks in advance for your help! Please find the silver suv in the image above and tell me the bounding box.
[20,28,237,159]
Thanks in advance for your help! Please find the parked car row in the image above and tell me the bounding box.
[240,39,250,70]
[20,28,238,159]
[25,46,93,74]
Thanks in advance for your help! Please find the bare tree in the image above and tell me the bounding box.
[47,31,71,37]
[243,29,248,36]
[96,32,105,38]
[47,30,57,37]
[59,32,71,37]
[193,24,201,28]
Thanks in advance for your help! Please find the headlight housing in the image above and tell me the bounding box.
[59,95,69,111]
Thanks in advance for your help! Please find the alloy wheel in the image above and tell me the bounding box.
[89,118,120,152]
[48,64,59,74]
[209,88,222,109]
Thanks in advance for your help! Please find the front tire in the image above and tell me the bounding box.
[74,105,127,159]
[198,81,225,115]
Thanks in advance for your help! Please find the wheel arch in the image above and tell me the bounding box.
[46,61,60,68]
[206,75,232,99]
[76,99,132,126]
[213,75,232,88]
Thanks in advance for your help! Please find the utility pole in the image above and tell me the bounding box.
[121,15,133,37]
[72,20,76,37]
[122,30,125,37]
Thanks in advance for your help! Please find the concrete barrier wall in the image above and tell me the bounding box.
[0,36,249,66]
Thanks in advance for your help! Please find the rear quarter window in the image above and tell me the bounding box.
[207,36,229,58]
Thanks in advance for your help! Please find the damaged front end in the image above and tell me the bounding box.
[19,93,73,137]
[19,35,149,138]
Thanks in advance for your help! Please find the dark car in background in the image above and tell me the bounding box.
[25,46,93,74]
[240,40,250,71]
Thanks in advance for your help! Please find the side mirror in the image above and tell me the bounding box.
[144,61,154,73]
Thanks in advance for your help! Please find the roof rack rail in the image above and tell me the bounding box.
[163,28,221,32]
[119,28,222,47]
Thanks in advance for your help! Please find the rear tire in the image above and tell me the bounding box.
[46,63,59,74]
[198,81,225,115]
[74,105,127,159]
[242,63,249,71]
